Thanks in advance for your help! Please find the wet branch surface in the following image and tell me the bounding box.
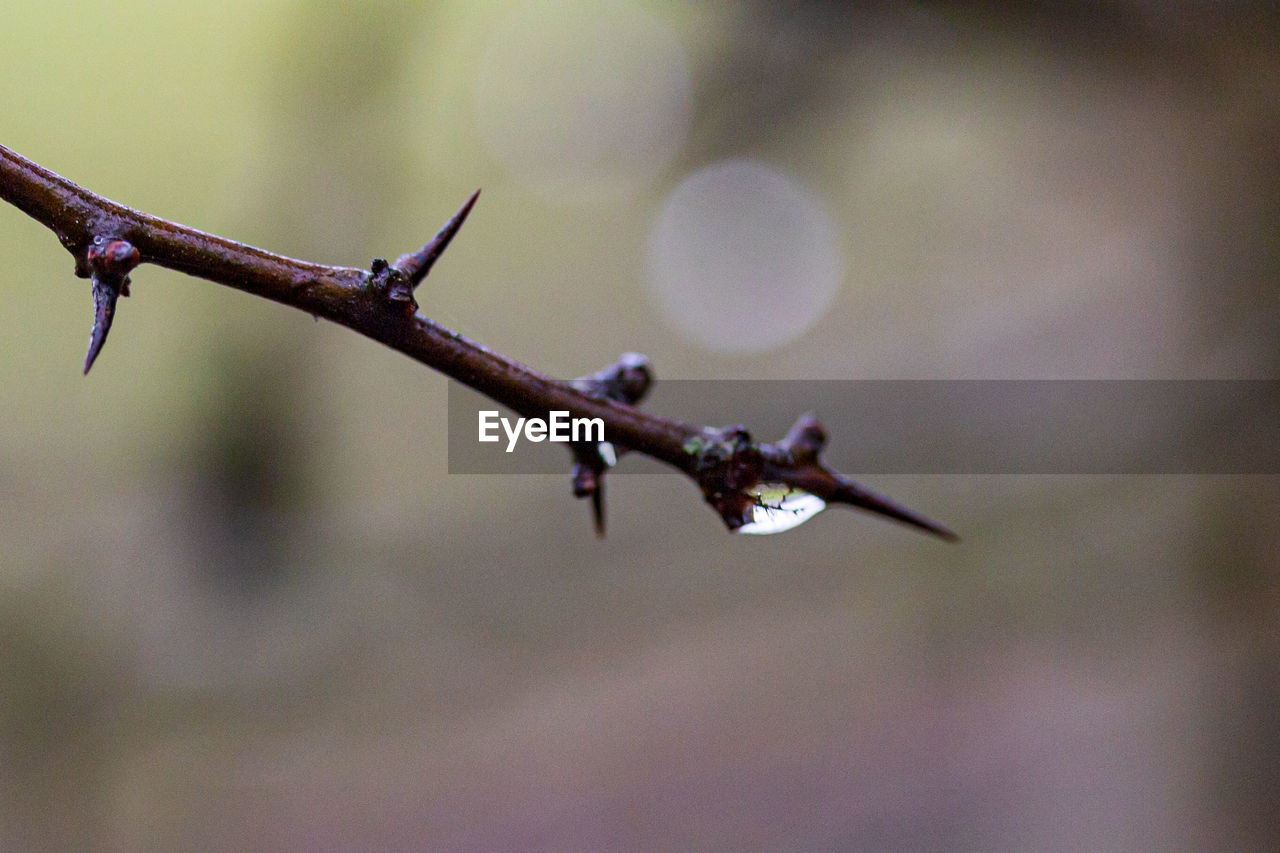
[0,143,956,541]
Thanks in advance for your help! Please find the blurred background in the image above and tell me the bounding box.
[1,2,1278,849]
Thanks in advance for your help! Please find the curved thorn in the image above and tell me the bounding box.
[84,276,120,375]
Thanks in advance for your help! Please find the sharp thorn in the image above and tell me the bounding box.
[83,276,120,375]
[394,189,480,288]
[834,478,959,542]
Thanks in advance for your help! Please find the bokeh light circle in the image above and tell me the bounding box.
[647,159,844,354]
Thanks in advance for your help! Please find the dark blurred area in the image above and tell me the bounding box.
[0,2,1277,849]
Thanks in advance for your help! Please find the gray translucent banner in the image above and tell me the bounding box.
[447,380,1280,475]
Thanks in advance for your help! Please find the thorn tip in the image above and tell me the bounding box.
[83,277,120,374]
[81,236,139,374]
[835,479,959,542]
[393,189,481,288]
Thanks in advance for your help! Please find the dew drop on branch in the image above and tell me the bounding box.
[735,483,827,535]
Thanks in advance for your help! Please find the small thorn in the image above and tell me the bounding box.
[571,447,610,537]
[570,352,654,406]
[81,236,140,374]
[591,480,606,537]
[84,276,120,374]
[393,189,480,288]
[780,412,826,462]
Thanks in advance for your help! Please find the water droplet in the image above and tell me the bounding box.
[599,442,617,468]
[735,483,827,535]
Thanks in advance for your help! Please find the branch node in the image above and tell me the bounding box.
[392,189,480,289]
[570,351,653,406]
[687,426,764,531]
[565,352,655,535]
[368,258,417,315]
[82,236,140,374]
[778,412,826,463]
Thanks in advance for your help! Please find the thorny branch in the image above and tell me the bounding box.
[0,143,956,541]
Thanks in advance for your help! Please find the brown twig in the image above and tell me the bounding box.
[0,142,956,541]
